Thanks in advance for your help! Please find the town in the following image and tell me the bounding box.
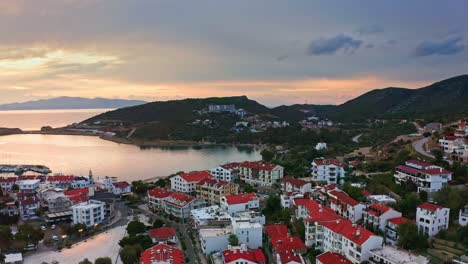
[0,116,467,264]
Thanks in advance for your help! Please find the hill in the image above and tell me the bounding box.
[0,97,146,111]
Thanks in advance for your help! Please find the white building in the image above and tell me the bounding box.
[210,163,240,182]
[315,142,327,151]
[232,218,263,249]
[281,193,304,209]
[0,177,16,191]
[459,205,468,226]
[321,219,383,263]
[17,179,40,193]
[239,161,284,187]
[394,160,452,193]
[18,197,40,220]
[191,205,232,229]
[111,181,132,195]
[220,193,259,215]
[170,171,213,193]
[385,217,409,245]
[71,176,91,189]
[311,159,346,185]
[328,190,366,223]
[367,195,397,205]
[369,246,429,264]
[439,136,468,163]
[280,178,311,194]
[162,192,206,219]
[199,227,232,254]
[147,187,173,211]
[71,199,105,227]
[416,202,450,237]
[363,203,402,232]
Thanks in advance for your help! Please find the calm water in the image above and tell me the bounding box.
[0,134,261,182]
[0,109,110,130]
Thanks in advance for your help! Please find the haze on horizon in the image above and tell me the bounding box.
[0,0,467,106]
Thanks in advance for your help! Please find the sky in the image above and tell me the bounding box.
[0,0,467,106]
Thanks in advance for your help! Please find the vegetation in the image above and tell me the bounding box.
[94,257,113,264]
[126,220,147,236]
[433,186,466,220]
[359,122,416,147]
[397,222,429,250]
[79,259,93,264]
[228,234,239,246]
[119,235,152,250]
[0,226,13,250]
[262,195,293,226]
[396,193,422,219]
[120,244,143,264]
[15,223,44,245]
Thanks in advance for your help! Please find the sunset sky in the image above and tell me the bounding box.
[0,0,467,106]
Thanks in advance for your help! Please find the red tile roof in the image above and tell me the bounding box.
[64,188,89,197]
[278,251,303,264]
[220,162,241,170]
[388,217,409,226]
[444,135,462,141]
[265,224,289,241]
[362,190,372,197]
[69,195,89,203]
[222,247,266,263]
[196,178,230,188]
[0,177,16,183]
[139,244,184,264]
[421,168,452,175]
[313,159,347,168]
[224,193,257,205]
[316,252,352,264]
[321,219,376,246]
[395,165,420,175]
[281,178,309,187]
[164,193,196,208]
[406,159,432,168]
[19,198,40,206]
[239,161,278,171]
[149,227,176,240]
[47,175,74,182]
[272,236,306,253]
[179,171,213,182]
[328,190,360,206]
[148,187,173,199]
[306,205,342,223]
[112,181,131,189]
[367,203,392,217]
[418,202,444,212]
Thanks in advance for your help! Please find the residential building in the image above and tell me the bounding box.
[321,219,383,263]
[233,211,266,225]
[18,197,41,220]
[280,178,311,194]
[363,203,402,232]
[394,160,452,193]
[0,197,19,217]
[199,227,232,254]
[196,178,239,205]
[416,202,449,237]
[0,177,16,191]
[304,204,343,248]
[47,196,71,213]
[111,181,131,195]
[139,244,185,264]
[455,120,468,137]
[47,176,74,189]
[190,205,232,229]
[316,252,352,264]
[315,142,327,151]
[459,205,468,226]
[424,122,442,133]
[71,176,91,189]
[210,163,240,182]
[264,224,307,264]
[281,193,304,209]
[369,246,429,264]
[148,187,173,211]
[367,195,397,205]
[311,159,346,185]
[208,104,236,113]
[65,188,90,204]
[438,136,468,163]
[149,227,177,244]
[239,161,284,186]
[170,171,213,193]
[162,193,206,219]
[220,245,266,264]
[328,190,365,223]
[71,199,105,227]
[385,217,409,245]
[16,179,40,193]
[232,218,263,249]
[220,193,259,215]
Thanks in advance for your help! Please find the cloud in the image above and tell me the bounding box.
[356,25,384,35]
[365,44,375,49]
[307,34,363,56]
[276,54,289,61]
[413,36,464,57]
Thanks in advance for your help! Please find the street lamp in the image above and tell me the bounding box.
[78,228,83,240]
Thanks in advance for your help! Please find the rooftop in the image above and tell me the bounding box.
[239,161,278,171]
[321,219,377,246]
[313,158,347,168]
[148,187,173,198]
[149,227,176,240]
[418,202,445,212]
[179,171,213,182]
[223,193,257,205]
[139,244,185,264]
[316,252,352,264]
[281,177,309,186]
[328,190,360,206]
[370,246,428,264]
[222,246,266,263]
[112,181,131,189]
[388,217,410,226]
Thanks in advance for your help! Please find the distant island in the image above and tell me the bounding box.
[0,96,146,111]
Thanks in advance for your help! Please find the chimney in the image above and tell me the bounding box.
[356,228,361,236]
[336,219,341,224]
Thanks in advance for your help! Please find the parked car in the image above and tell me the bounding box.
[41,225,47,231]
[52,235,59,241]
[51,224,56,230]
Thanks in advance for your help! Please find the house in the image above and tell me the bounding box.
[64,188,90,205]
[327,190,365,223]
[311,159,346,185]
[316,252,351,264]
[220,193,259,215]
[149,227,177,244]
[210,162,240,182]
[208,104,236,113]
[139,244,185,264]
[232,218,263,249]
[459,205,468,226]
[71,176,91,189]
[16,179,40,193]
[0,177,16,191]
[321,219,383,263]
[416,202,449,237]
[455,120,468,137]
[18,197,41,220]
[221,245,266,264]
[196,178,239,205]
[0,196,19,217]
[239,161,284,187]
[71,199,105,227]
[281,193,304,209]
[424,122,442,133]
[47,175,75,189]
[111,181,132,195]
[170,171,213,193]
[280,178,311,194]
[369,246,429,264]
[304,203,343,248]
[162,192,206,219]
[363,203,402,232]
[190,205,232,229]
[385,217,409,245]
[148,187,173,211]
[199,227,232,254]
[265,224,307,264]
[438,136,468,163]
[394,160,452,193]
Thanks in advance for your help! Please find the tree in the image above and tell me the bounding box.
[260,149,274,162]
[343,183,365,201]
[119,235,153,250]
[11,184,19,192]
[15,223,44,245]
[153,219,165,228]
[131,180,149,195]
[228,234,239,246]
[397,222,429,250]
[126,220,146,236]
[79,259,93,264]
[95,257,112,264]
[433,186,464,219]
[120,244,142,264]
[0,226,13,250]
[396,193,422,219]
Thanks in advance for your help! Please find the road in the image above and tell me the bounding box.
[412,137,434,159]
[352,133,363,143]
